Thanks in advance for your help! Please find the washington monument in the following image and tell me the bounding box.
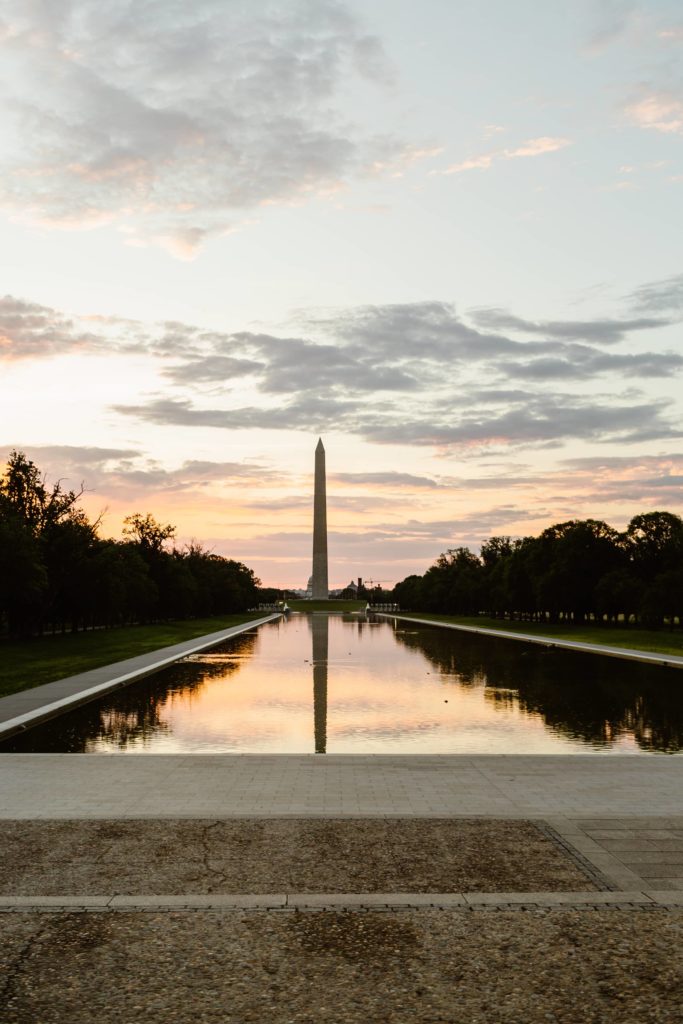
[311,438,328,598]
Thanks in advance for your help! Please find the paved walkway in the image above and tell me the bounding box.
[2,753,682,819]
[379,613,683,668]
[0,614,280,738]
[4,753,682,892]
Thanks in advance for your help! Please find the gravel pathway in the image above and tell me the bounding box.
[2,908,682,1023]
[0,818,595,895]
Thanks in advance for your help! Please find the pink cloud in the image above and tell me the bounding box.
[503,136,572,158]
[438,136,571,176]
[627,93,683,135]
[442,154,494,175]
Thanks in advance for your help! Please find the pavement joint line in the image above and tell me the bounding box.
[0,614,281,740]
[376,613,683,669]
[533,820,617,891]
[2,891,683,912]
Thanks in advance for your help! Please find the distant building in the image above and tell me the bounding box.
[340,577,364,599]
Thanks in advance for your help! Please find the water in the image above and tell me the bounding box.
[3,613,683,755]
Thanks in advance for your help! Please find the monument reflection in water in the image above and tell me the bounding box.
[3,614,683,755]
[310,613,328,754]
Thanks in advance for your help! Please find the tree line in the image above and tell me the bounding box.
[392,512,683,629]
[0,451,259,638]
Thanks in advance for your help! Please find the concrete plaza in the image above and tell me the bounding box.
[2,753,683,895]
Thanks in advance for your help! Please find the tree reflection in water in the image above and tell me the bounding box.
[2,632,257,753]
[392,623,683,753]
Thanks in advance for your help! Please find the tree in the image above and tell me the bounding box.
[594,569,641,626]
[0,452,262,634]
[421,548,483,615]
[0,449,85,534]
[391,512,683,632]
[640,570,683,629]
[627,512,683,579]
[41,513,98,632]
[479,536,515,618]
[122,513,176,553]
[533,520,623,623]
[0,515,47,636]
[392,574,424,610]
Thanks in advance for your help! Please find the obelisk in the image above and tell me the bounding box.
[311,438,328,599]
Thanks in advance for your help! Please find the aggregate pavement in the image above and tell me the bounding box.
[0,819,597,896]
[2,908,683,1023]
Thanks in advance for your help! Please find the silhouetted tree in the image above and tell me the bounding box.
[392,512,683,631]
[0,453,260,636]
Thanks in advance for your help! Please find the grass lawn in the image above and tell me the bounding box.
[287,599,366,612]
[0,613,265,699]
[386,612,683,659]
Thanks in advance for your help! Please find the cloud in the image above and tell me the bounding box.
[115,389,683,452]
[0,0,411,256]
[498,349,683,381]
[0,295,102,360]
[469,306,670,343]
[163,316,456,396]
[556,453,683,509]
[440,137,571,176]
[626,92,683,134]
[0,444,138,470]
[163,354,265,385]
[503,137,571,158]
[658,26,683,41]
[626,274,683,313]
[6,289,682,455]
[334,472,438,488]
[1,444,280,497]
[443,155,494,174]
[585,0,638,53]
[563,453,683,472]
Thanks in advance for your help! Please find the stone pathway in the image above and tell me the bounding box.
[3,754,683,819]
[570,818,683,890]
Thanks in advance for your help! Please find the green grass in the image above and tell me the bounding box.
[387,612,683,658]
[287,599,366,612]
[0,614,265,699]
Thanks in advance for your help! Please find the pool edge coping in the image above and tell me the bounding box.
[376,613,683,669]
[0,614,282,740]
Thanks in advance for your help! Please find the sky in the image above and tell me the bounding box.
[1,0,682,590]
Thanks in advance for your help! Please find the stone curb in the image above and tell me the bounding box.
[286,893,468,908]
[109,894,288,909]
[2,891,683,912]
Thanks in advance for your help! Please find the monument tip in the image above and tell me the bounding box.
[316,437,325,452]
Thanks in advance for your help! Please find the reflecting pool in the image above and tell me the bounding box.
[3,613,683,755]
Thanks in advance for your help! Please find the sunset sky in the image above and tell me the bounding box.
[1,0,682,589]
